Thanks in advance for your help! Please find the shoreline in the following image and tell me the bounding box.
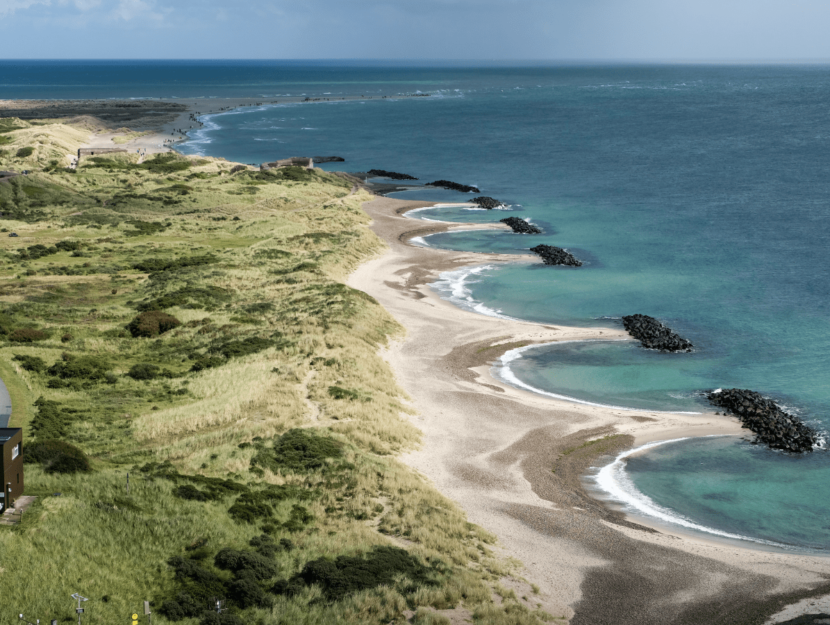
[349,197,830,623]
[1,95,431,159]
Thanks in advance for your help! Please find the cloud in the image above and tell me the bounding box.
[110,0,161,21]
[0,0,49,16]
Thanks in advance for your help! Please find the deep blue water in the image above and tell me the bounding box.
[6,61,830,550]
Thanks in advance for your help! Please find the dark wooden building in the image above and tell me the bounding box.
[0,428,23,512]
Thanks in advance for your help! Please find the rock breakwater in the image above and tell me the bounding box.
[313,156,345,163]
[500,217,541,234]
[621,314,693,352]
[471,196,504,209]
[529,244,582,266]
[368,169,418,180]
[427,180,480,193]
[708,388,819,453]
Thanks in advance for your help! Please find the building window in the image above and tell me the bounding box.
[11,443,19,460]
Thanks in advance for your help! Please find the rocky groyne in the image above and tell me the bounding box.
[313,156,345,163]
[621,314,693,352]
[427,180,480,193]
[708,388,819,453]
[471,196,504,209]
[368,169,418,180]
[500,217,541,234]
[530,244,582,266]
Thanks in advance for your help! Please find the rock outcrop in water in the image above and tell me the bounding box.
[471,196,504,209]
[621,314,693,352]
[708,388,818,453]
[426,180,480,193]
[312,156,345,163]
[367,169,418,180]
[500,217,541,234]
[529,244,582,266]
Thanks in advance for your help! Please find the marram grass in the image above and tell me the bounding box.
[0,120,552,625]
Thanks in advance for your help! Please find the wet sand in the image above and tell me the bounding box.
[347,196,830,624]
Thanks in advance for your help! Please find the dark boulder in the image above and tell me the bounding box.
[426,180,480,193]
[500,217,541,234]
[312,156,345,163]
[367,169,418,180]
[471,196,504,209]
[621,314,693,352]
[529,244,582,267]
[708,388,818,453]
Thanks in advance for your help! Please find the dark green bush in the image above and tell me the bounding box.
[175,484,214,502]
[29,397,68,439]
[136,286,231,312]
[282,504,314,532]
[251,429,343,474]
[127,363,160,380]
[55,240,80,252]
[48,353,111,380]
[190,356,224,372]
[272,546,435,602]
[127,311,181,338]
[328,386,360,401]
[17,244,58,261]
[16,147,34,158]
[227,493,273,524]
[125,220,171,237]
[13,354,46,373]
[167,556,226,601]
[8,328,49,342]
[24,439,91,473]
[214,549,278,581]
[212,336,276,360]
[133,254,216,274]
[226,577,272,609]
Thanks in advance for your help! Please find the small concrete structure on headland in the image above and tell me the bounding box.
[260,157,314,171]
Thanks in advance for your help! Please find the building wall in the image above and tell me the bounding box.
[0,429,23,510]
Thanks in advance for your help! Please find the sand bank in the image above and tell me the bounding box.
[348,196,830,624]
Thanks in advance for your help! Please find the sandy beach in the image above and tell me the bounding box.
[348,196,830,624]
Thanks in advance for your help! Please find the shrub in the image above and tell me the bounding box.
[13,354,46,373]
[328,385,361,401]
[133,254,216,273]
[125,220,171,237]
[8,328,49,342]
[212,336,276,360]
[24,439,91,473]
[61,333,72,342]
[127,311,181,338]
[226,577,272,609]
[128,363,160,380]
[189,356,225,372]
[272,546,435,602]
[227,493,273,524]
[18,244,58,261]
[251,428,343,474]
[48,353,111,380]
[175,484,219,502]
[55,240,80,252]
[214,549,278,581]
[160,593,207,621]
[16,147,34,158]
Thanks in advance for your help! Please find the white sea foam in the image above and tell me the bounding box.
[593,438,790,548]
[409,236,429,247]
[432,266,516,320]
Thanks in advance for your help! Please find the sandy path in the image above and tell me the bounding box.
[347,196,830,624]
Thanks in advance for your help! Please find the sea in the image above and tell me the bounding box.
[4,60,830,551]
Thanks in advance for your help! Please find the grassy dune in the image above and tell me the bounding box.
[0,122,554,625]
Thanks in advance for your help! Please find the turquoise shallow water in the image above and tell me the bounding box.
[172,63,830,549]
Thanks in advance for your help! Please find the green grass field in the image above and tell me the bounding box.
[0,122,555,625]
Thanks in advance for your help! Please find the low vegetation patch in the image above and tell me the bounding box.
[23,439,91,473]
[127,310,182,337]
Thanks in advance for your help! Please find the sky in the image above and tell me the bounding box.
[1,0,830,61]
